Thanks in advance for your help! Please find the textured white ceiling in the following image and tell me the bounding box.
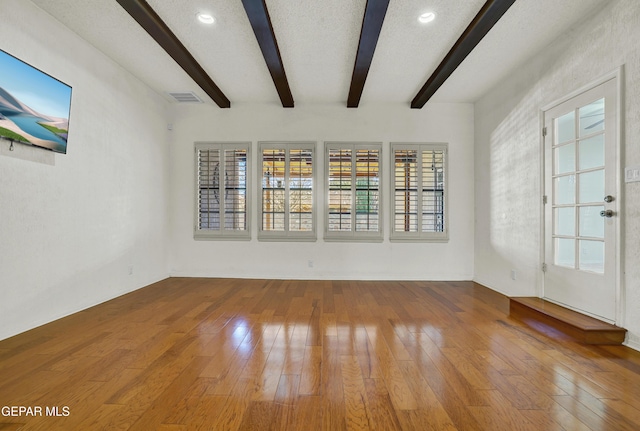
[30,0,612,107]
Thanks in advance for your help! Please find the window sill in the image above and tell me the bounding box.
[258,233,317,242]
[389,234,449,243]
[323,235,383,243]
[194,232,251,241]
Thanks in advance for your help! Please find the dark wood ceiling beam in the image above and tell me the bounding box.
[411,0,517,109]
[241,0,294,108]
[115,0,230,108]
[347,0,390,108]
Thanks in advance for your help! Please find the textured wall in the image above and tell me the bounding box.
[168,102,475,280]
[0,0,171,340]
[474,0,640,349]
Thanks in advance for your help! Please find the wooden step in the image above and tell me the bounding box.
[509,297,626,345]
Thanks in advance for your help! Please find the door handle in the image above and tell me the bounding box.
[600,209,615,218]
[604,195,615,203]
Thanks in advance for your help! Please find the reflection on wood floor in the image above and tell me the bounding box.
[1,278,639,430]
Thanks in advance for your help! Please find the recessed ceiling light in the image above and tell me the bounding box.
[418,12,436,24]
[197,13,215,25]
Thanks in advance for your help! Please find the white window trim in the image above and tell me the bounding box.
[194,142,251,240]
[390,142,449,242]
[258,141,317,242]
[324,142,383,242]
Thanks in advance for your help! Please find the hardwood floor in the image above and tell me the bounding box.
[1,278,640,431]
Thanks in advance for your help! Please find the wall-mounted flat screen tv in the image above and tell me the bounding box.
[0,48,72,154]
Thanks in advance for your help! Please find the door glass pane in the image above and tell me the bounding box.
[579,134,604,170]
[554,207,575,236]
[578,170,604,203]
[555,238,575,268]
[556,111,575,144]
[579,98,604,136]
[554,143,575,174]
[579,240,604,273]
[554,175,575,204]
[579,206,604,238]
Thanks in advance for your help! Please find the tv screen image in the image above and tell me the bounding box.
[0,49,72,154]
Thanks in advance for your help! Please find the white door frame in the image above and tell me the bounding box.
[539,66,625,326]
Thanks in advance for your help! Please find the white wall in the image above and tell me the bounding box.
[0,0,171,340]
[474,0,640,349]
[168,103,475,280]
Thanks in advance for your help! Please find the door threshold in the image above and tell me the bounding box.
[509,297,626,345]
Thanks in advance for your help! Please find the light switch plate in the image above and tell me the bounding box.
[625,166,640,183]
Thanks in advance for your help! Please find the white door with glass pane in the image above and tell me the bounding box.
[543,77,618,322]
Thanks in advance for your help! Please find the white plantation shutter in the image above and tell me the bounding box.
[195,142,250,240]
[259,142,316,241]
[391,143,448,241]
[288,148,314,232]
[197,147,221,230]
[326,143,382,241]
[421,149,445,233]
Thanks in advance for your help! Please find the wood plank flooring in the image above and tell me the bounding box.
[1,278,640,430]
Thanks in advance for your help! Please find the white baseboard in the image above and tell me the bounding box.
[472,277,511,297]
[624,334,640,352]
[169,270,475,281]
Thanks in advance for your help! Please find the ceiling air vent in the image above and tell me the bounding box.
[167,92,204,103]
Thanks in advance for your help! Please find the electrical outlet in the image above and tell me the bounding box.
[308,260,314,268]
[510,269,517,280]
[128,265,134,275]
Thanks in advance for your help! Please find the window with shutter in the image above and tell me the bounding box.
[325,142,382,241]
[259,142,316,241]
[195,142,250,240]
[391,143,448,241]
